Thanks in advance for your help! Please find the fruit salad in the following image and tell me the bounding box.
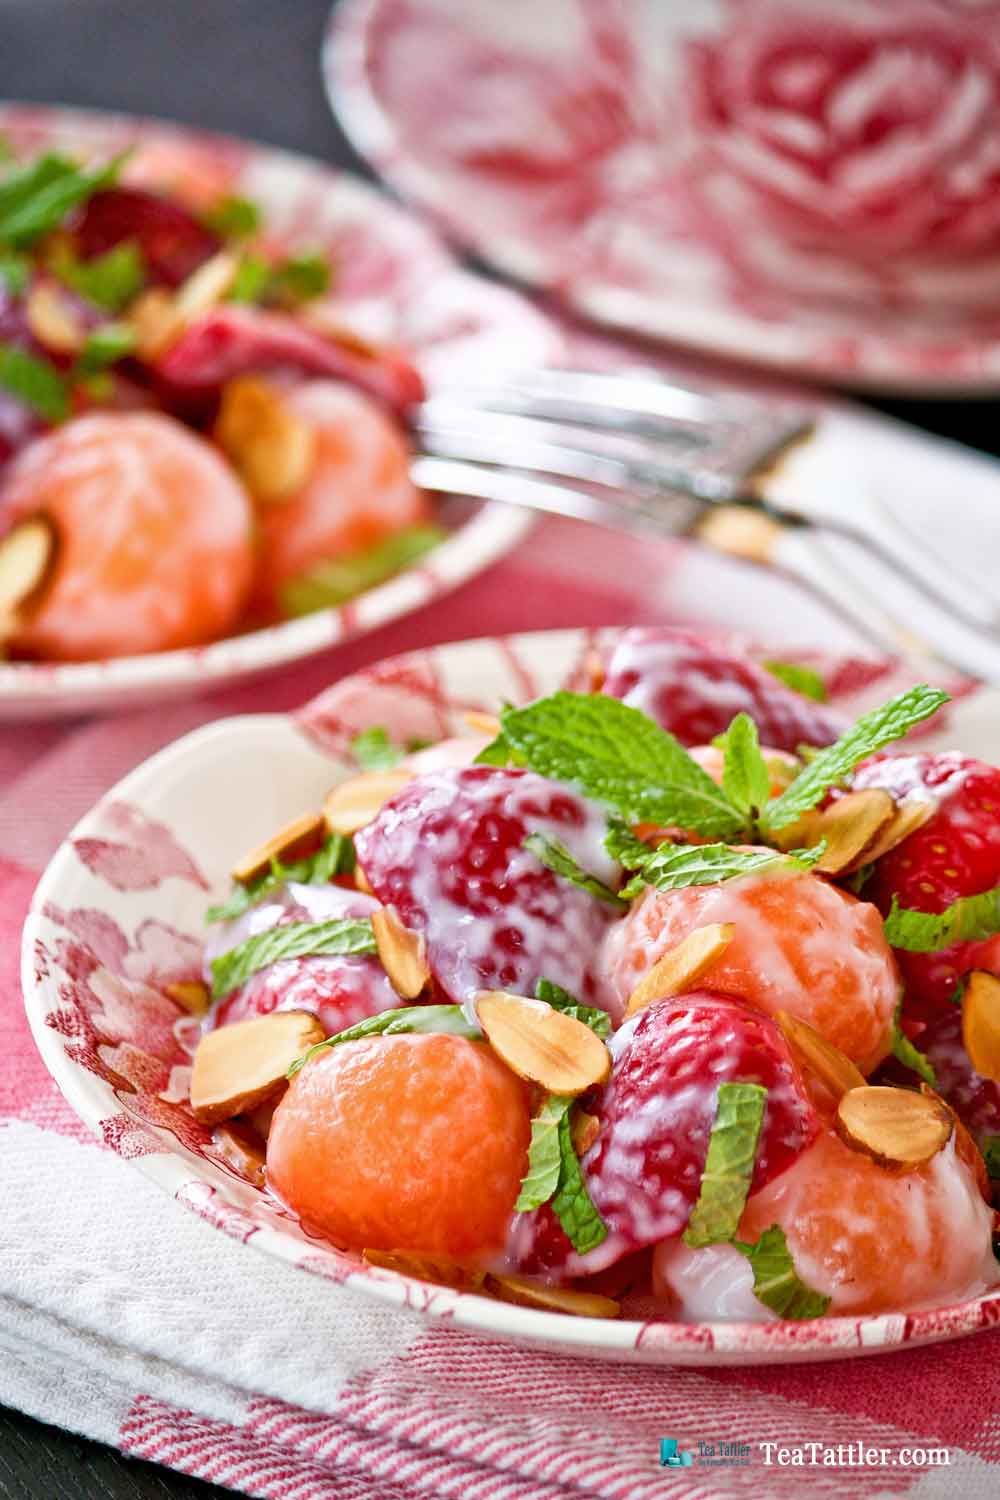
[186,629,1000,1323]
[0,143,435,661]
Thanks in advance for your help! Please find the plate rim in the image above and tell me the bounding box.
[20,626,1000,1366]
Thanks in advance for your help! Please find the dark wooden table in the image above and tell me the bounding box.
[2,1,996,1495]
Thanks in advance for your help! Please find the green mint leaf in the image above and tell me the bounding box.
[0,153,77,222]
[205,832,355,923]
[980,1136,1000,1180]
[884,886,1000,953]
[763,660,828,702]
[683,1082,767,1248]
[733,1224,831,1320]
[266,251,331,306]
[551,1107,607,1254]
[764,685,949,832]
[350,726,405,772]
[890,1002,937,1086]
[0,253,29,295]
[281,525,447,616]
[0,343,67,421]
[228,253,271,304]
[523,833,626,910]
[474,730,526,767]
[0,149,129,247]
[74,322,136,375]
[498,692,745,840]
[203,194,261,238]
[52,240,145,311]
[603,820,654,870]
[617,838,824,901]
[288,1002,481,1076]
[535,977,611,1039]
[211,917,375,998]
[515,1093,571,1212]
[722,713,771,821]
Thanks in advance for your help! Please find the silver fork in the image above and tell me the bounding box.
[410,368,1000,680]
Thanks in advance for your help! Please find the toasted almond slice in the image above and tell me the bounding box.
[354,863,374,895]
[323,769,412,836]
[372,905,430,999]
[625,923,735,1018]
[776,1009,866,1100]
[214,376,317,503]
[26,281,84,353]
[696,505,785,566]
[571,1109,600,1157]
[771,788,895,875]
[463,709,501,736]
[962,971,1000,1084]
[174,249,240,318]
[213,1121,266,1188]
[584,647,605,693]
[165,980,210,1016]
[189,1010,325,1125]
[247,1098,278,1140]
[230,810,326,885]
[476,991,611,1095]
[858,796,937,867]
[130,287,183,358]
[919,1082,992,1204]
[836,1084,953,1169]
[485,1273,620,1319]
[0,516,56,637]
[362,1249,485,1292]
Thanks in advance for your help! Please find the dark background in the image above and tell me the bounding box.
[1,1,996,1497]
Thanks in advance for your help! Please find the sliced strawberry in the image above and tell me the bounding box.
[509,991,820,1279]
[71,186,219,287]
[353,765,618,1008]
[602,627,844,751]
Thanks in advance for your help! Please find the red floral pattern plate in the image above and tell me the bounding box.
[0,104,556,719]
[21,627,1000,1365]
[326,0,1000,392]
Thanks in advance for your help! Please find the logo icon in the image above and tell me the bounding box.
[659,1438,694,1468]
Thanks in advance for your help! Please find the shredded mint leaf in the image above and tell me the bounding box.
[722,713,771,822]
[52,240,145,311]
[74,322,136,375]
[535,978,611,1039]
[281,525,447,616]
[890,1003,937,1086]
[211,916,375,998]
[495,692,745,841]
[203,194,260,238]
[228,252,271,304]
[0,343,67,421]
[764,685,949,832]
[267,251,330,305]
[0,150,128,247]
[683,1083,767,1249]
[980,1136,1000,1180]
[733,1224,831,1320]
[288,1002,481,1076]
[206,832,354,923]
[515,1093,571,1212]
[350,726,405,772]
[550,1107,608,1254]
[612,833,824,901]
[764,660,828,702]
[0,254,29,294]
[523,833,626,910]
[884,886,1000,954]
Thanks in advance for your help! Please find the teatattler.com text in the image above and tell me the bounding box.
[760,1443,950,1468]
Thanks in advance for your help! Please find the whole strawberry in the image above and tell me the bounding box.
[852,752,1000,1012]
[602,627,844,752]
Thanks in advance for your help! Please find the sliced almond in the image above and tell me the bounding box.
[213,1120,266,1188]
[771,788,895,876]
[571,1109,600,1157]
[475,991,610,1095]
[0,515,56,636]
[584,647,605,693]
[919,1083,992,1204]
[165,980,210,1016]
[372,905,430,999]
[485,1273,620,1319]
[776,1009,865,1100]
[214,376,316,503]
[189,1010,325,1126]
[230,810,326,885]
[696,505,784,566]
[173,249,240,319]
[858,796,937,867]
[836,1084,953,1169]
[362,1249,485,1292]
[355,863,374,896]
[463,710,501,736]
[323,769,412,836]
[129,287,183,358]
[962,971,1000,1084]
[247,1098,278,1140]
[625,923,735,1018]
[25,281,84,353]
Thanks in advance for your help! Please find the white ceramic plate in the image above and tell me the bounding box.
[21,627,1000,1365]
[327,0,1000,392]
[0,104,556,719]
